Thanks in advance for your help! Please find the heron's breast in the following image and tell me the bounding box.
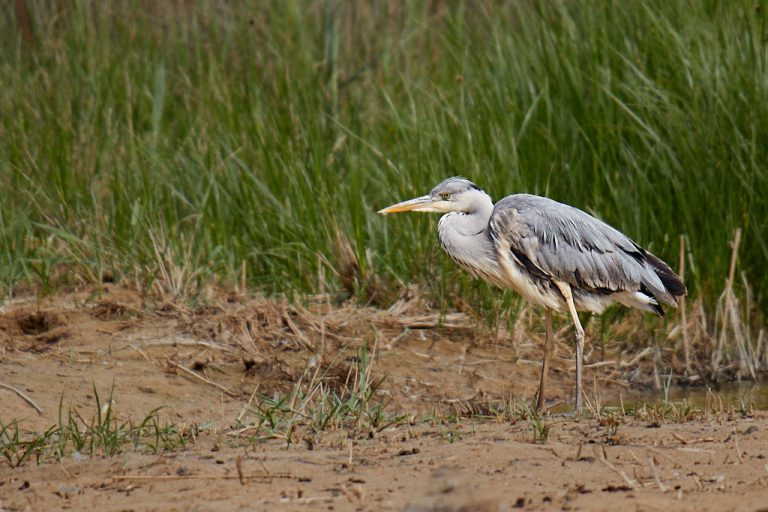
[438,217,507,286]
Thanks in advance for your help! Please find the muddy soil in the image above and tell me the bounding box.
[1,287,767,511]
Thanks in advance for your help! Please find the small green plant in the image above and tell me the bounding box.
[437,426,462,444]
[662,370,674,404]
[0,386,190,467]
[240,343,406,446]
[438,394,527,423]
[736,397,754,418]
[528,408,550,443]
[0,420,54,467]
[625,398,708,423]
[599,413,622,437]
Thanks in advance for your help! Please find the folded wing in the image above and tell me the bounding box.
[489,194,686,309]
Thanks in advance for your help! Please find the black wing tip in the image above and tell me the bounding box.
[645,252,687,298]
[639,284,667,317]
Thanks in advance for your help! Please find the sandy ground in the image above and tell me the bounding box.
[1,287,767,511]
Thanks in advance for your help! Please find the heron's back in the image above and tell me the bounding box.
[488,194,686,315]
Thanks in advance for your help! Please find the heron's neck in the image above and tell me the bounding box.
[437,195,503,283]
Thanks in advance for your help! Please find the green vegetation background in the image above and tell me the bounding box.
[1,1,766,318]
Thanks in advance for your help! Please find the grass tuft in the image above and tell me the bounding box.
[234,342,406,447]
[0,386,191,468]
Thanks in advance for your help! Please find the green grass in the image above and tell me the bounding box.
[529,414,551,444]
[0,386,190,467]
[235,342,407,447]
[1,1,766,321]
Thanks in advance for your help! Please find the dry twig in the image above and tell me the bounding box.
[713,228,741,375]
[127,344,150,361]
[734,434,744,464]
[648,457,669,492]
[679,235,691,374]
[141,338,236,353]
[166,358,239,398]
[235,455,245,485]
[0,381,43,415]
[113,473,296,481]
[595,447,637,488]
[237,385,260,423]
[673,433,714,445]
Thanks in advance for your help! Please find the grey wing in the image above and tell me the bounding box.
[488,194,678,306]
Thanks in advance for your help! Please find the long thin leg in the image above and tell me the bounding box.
[536,309,554,411]
[553,281,585,412]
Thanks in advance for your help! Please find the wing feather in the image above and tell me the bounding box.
[489,194,677,306]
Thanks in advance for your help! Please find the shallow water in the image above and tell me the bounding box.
[607,380,768,411]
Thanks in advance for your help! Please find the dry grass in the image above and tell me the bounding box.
[0,228,764,467]
[125,222,764,391]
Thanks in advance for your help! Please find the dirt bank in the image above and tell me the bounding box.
[1,287,766,511]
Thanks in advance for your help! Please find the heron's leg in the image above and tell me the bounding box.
[553,281,585,412]
[535,309,554,411]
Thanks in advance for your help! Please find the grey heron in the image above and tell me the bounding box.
[378,177,686,412]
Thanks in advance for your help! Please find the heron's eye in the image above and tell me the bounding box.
[439,192,451,201]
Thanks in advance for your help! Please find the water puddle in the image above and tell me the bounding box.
[605,381,768,411]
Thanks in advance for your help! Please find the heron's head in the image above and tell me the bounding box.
[378,177,491,215]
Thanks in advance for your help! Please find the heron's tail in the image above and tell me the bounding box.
[644,252,687,305]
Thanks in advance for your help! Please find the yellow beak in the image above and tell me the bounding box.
[378,195,445,214]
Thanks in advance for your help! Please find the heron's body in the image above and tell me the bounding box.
[436,190,683,316]
[379,177,686,411]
